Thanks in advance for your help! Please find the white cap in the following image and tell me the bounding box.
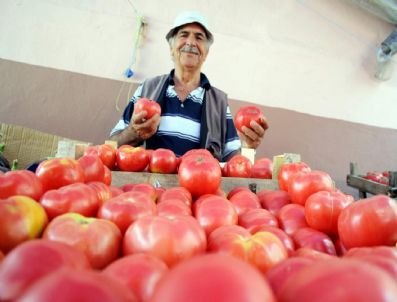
[166,11,214,44]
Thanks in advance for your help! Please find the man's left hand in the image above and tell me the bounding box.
[238,116,268,149]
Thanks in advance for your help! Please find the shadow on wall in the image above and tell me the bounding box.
[1,58,396,199]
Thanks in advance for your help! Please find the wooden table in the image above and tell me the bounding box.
[112,171,279,193]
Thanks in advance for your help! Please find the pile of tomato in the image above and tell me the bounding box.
[0,144,397,302]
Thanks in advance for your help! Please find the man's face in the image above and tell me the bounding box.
[170,23,209,71]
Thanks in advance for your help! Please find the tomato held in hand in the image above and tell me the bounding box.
[134,98,161,119]
[338,194,397,249]
[234,105,266,132]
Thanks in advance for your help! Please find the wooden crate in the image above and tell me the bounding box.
[111,171,278,193]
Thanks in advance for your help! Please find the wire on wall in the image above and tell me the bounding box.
[115,0,146,112]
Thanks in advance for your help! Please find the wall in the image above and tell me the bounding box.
[1,0,397,197]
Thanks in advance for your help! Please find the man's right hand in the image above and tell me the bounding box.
[130,110,161,141]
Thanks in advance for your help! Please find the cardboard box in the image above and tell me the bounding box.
[0,123,88,169]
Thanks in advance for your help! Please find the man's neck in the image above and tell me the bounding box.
[174,68,201,87]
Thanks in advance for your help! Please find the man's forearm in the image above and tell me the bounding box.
[109,127,143,147]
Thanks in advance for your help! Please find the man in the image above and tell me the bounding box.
[110,11,267,162]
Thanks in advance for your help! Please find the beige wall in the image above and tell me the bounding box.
[1,0,397,129]
[1,58,396,198]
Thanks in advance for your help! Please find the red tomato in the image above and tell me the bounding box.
[251,225,295,255]
[344,246,397,280]
[157,198,192,217]
[122,183,158,202]
[109,185,124,197]
[226,186,252,199]
[149,148,178,174]
[238,208,278,232]
[0,170,43,200]
[209,224,251,239]
[257,189,291,215]
[43,213,122,270]
[344,246,397,261]
[158,187,192,208]
[277,162,311,191]
[338,195,397,249]
[123,215,206,267]
[151,253,276,302]
[288,170,334,205]
[178,155,222,198]
[0,196,48,253]
[103,165,112,185]
[97,191,157,234]
[277,203,308,236]
[17,268,137,302]
[87,181,113,206]
[225,154,252,178]
[35,158,85,192]
[291,227,337,255]
[277,258,397,302]
[291,247,336,261]
[84,144,117,169]
[194,195,237,235]
[266,256,315,297]
[228,190,261,216]
[133,98,161,119]
[305,190,353,235]
[234,105,266,132]
[116,145,149,172]
[78,154,105,183]
[39,183,100,220]
[181,148,214,161]
[251,157,273,179]
[347,254,397,280]
[0,239,90,301]
[102,253,168,302]
[208,227,288,273]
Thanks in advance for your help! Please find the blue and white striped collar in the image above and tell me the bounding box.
[167,69,211,90]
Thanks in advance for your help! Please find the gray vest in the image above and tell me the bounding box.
[140,74,238,161]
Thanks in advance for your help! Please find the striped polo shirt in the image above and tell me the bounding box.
[110,71,241,161]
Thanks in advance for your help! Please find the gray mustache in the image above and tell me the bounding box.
[180,46,199,54]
